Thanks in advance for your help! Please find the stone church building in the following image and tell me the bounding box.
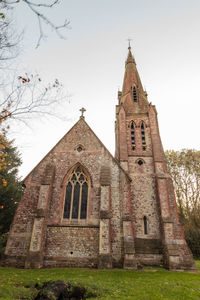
[5,47,195,270]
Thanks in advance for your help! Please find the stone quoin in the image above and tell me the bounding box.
[4,46,196,270]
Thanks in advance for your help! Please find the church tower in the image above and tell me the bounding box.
[115,45,195,270]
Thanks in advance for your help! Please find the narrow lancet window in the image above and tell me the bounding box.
[141,122,146,145]
[144,216,148,235]
[133,87,137,102]
[63,165,89,220]
[131,121,135,150]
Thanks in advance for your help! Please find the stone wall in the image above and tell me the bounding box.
[44,226,99,268]
[5,118,126,268]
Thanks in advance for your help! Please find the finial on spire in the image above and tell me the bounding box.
[125,38,135,65]
[79,107,86,119]
[127,38,132,50]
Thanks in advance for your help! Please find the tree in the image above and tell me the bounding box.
[0,0,69,121]
[0,0,69,182]
[0,73,64,186]
[0,0,69,48]
[165,149,200,258]
[0,11,20,64]
[0,129,10,187]
[0,0,68,124]
[0,73,64,124]
[0,136,23,234]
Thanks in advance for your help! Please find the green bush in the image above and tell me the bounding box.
[0,233,8,259]
[184,226,200,259]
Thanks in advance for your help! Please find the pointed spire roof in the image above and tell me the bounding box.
[117,45,149,113]
[126,45,136,65]
[122,45,143,96]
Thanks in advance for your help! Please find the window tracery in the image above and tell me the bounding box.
[63,165,89,220]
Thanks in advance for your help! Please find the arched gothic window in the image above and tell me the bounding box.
[133,87,137,102]
[130,121,135,150]
[143,216,148,235]
[141,122,146,146]
[63,165,89,220]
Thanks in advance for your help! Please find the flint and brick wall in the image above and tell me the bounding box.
[5,119,125,268]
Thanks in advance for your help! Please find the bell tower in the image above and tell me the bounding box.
[115,46,196,270]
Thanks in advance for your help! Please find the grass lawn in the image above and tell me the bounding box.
[0,261,200,299]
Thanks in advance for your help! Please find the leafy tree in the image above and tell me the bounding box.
[0,232,8,258]
[0,136,23,234]
[0,130,10,187]
[165,149,200,258]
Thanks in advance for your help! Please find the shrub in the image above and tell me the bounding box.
[0,233,8,259]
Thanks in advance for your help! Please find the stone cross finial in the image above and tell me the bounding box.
[80,107,86,119]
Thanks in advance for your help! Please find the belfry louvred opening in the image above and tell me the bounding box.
[4,46,196,270]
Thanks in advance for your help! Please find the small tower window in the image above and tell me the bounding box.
[130,121,135,150]
[143,216,148,235]
[137,160,143,166]
[133,87,137,102]
[141,122,146,146]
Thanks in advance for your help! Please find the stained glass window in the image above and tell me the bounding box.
[63,165,89,220]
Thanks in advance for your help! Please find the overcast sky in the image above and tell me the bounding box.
[11,0,200,178]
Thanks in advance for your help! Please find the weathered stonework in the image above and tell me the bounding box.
[4,47,196,271]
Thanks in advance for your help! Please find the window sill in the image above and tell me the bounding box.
[48,220,99,228]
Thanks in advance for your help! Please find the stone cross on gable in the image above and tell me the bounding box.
[80,107,86,119]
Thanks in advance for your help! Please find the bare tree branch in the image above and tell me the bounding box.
[0,0,70,47]
[0,72,68,124]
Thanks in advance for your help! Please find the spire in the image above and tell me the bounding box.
[122,45,144,97]
[117,45,149,113]
[126,44,136,65]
